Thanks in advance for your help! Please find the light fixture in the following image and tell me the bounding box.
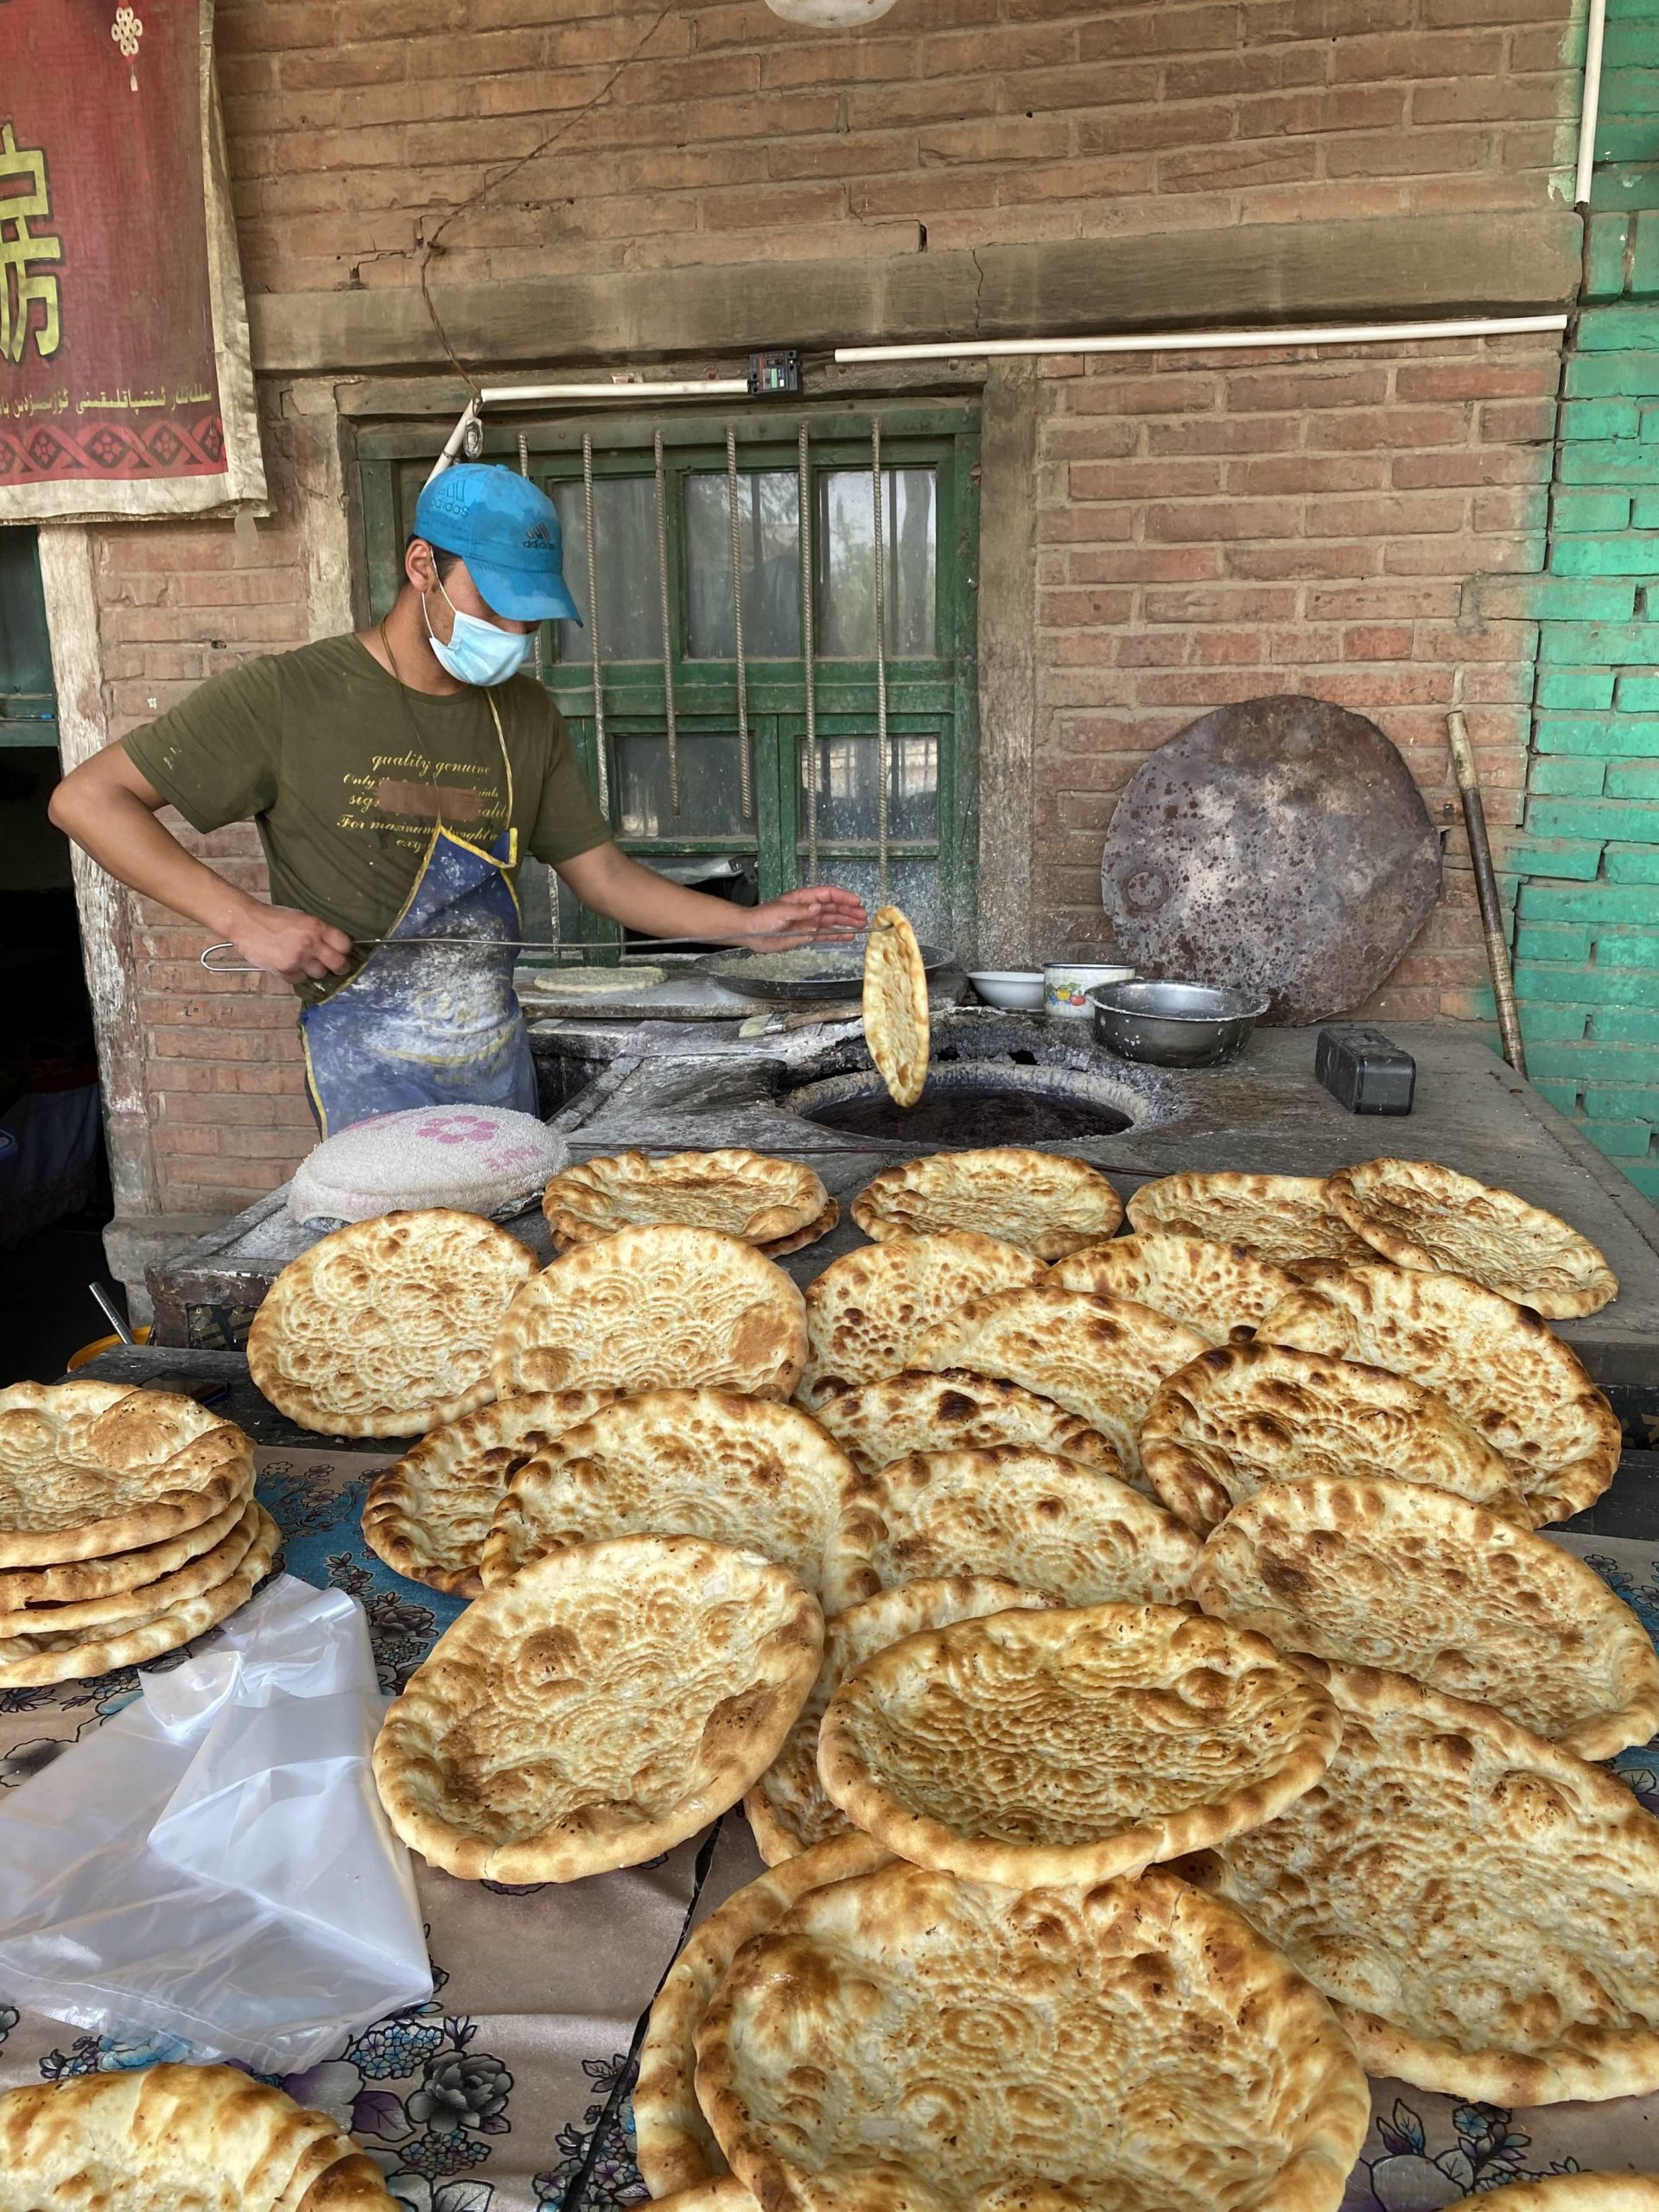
[764,0,900,24]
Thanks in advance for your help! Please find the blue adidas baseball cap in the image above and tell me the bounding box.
[414,463,582,625]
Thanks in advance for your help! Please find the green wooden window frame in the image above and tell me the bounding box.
[0,527,58,749]
[352,403,981,949]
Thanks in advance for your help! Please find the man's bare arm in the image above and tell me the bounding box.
[48,746,353,986]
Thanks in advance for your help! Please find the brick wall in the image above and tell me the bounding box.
[215,0,1581,293]
[1029,331,1560,1016]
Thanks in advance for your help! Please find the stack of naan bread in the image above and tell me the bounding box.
[237,1141,1657,2209]
[0,1380,275,1686]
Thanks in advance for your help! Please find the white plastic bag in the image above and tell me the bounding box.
[0,1574,433,2074]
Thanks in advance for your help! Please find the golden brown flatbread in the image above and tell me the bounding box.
[1192,1659,1659,2104]
[632,1833,891,2197]
[862,904,930,1108]
[851,1148,1123,1259]
[1328,1156,1618,1317]
[757,1198,839,1259]
[1140,1338,1526,1535]
[479,1389,859,1597]
[372,1534,822,1881]
[821,1445,1201,1612]
[0,2062,395,2211]
[1049,1231,1298,1343]
[361,1388,621,1596]
[0,1487,251,1613]
[0,1497,263,1641]
[798,1233,1045,1408]
[1192,1475,1659,1759]
[543,1149,828,1249]
[745,1575,1052,1864]
[0,1381,251,1567]
[910,1286,1209,1489]
[1467,2183,1659,2209]
[1258,1263,1621,1525]
[492,1226,807,1402]
[1127,1172,1376,1268]
[810,1367,1124,1479]
[818,1600,1339,1887]
[247,1211,536,1438]
[695,1861,1370,2212]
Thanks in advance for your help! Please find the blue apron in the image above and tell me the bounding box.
[297,696,537,1136]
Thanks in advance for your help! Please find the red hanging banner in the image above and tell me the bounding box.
[0,0,264,520]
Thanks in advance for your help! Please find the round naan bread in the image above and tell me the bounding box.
[1469,2183,1659,2209]
[633,1833,891,2197]
[0,1487,251,1613]
[1140,1338,1526,1535]
[818,1600,1339,1887]
[756,1198,840,1259]
[0,2063,395,2212]
[852,1148,1123,1260]
[798,1234,1045,1408]
[372,1534,822,1882]
[1192,1476,1659,1759]
[821,1445,1201,1612]
[361,1389,621,1595]
[810,1367,1124,1479]
[543,1148,828,1249]
[1328,1156,1618,1318]
[0,1381,251,1567]
[479,1389,859,1597]
[909,1287,1209,1489]
[1049,1231,1298,1343]
[1257,1263,1621,1525]
[746,1576,1054,1865]
[1192,1659,1659,2104]
[247,1211,537,1438]
[491,1226,807,1402]
[863,904,930,1108]
[695,1861,1370,2212]
[0,1497,264,1641]
[1127,1172,1376,1268]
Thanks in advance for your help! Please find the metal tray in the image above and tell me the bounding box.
[695,941,951,1004]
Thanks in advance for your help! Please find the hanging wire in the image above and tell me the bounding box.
[516,431,543,681]
[582,433,610,821]
[798,422,819,888]
[652,429,681,818]
[725,423,753,823]
[871,416,890,906]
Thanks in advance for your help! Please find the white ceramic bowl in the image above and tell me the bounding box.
[1043,960,1136,1019]
[968,969,1045,1011]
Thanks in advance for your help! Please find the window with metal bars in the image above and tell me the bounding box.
[0,528,57,747]
[353,402,981,950]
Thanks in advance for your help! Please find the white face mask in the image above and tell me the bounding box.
[423,576,532,687]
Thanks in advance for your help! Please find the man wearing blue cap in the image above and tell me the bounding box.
[52,464,865,1133]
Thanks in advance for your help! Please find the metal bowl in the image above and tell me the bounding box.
[1088,979,1269,1068]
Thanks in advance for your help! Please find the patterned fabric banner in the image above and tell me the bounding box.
[0,0,264,521]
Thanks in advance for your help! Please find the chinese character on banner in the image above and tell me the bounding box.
[0,123,61,365]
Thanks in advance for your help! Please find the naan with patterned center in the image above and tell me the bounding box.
[862,905,930,1108]
[821,1445,1201,1612]
[0,2063,395,2212]
[696,1862,1370,2212]
[492,1226,807,1402]
[909,1287,1209,1489]
[746,1576,1053,1864]
[852,1148,1123,1260]
[810,1367,1124,1479]
[1192,1476,1659,1760]
[543,1149,828,1249]
[248,1211,536,1438]
[0,1381,251,1567]
[1140,1338,1525,1535]
[1127,1172,1376,1268]
[1258,1264,1621,1525]
[819,1601,1339,1887]
[372,1534,822,1882]
[1049,1232,1298,1343]
[798,1234,1045,1408]
[1327,1156,1618,1318]
[632,1834,891,2197]
[361,1389,621,1595]
[1191,1660,1659,2104]
[479,1389,859,1597]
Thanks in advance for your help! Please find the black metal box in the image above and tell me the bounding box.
[1315,1024,1416,1115]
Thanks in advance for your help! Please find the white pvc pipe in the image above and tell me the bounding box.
[1574,0,1608,209]
[836,314,1568,365]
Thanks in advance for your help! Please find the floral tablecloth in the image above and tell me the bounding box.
[0,1451,1652,2209]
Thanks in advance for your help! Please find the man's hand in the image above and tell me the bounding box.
[742,885,869,948]
[230,904,354,985]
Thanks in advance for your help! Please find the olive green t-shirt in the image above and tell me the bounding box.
[124,634,611,999]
